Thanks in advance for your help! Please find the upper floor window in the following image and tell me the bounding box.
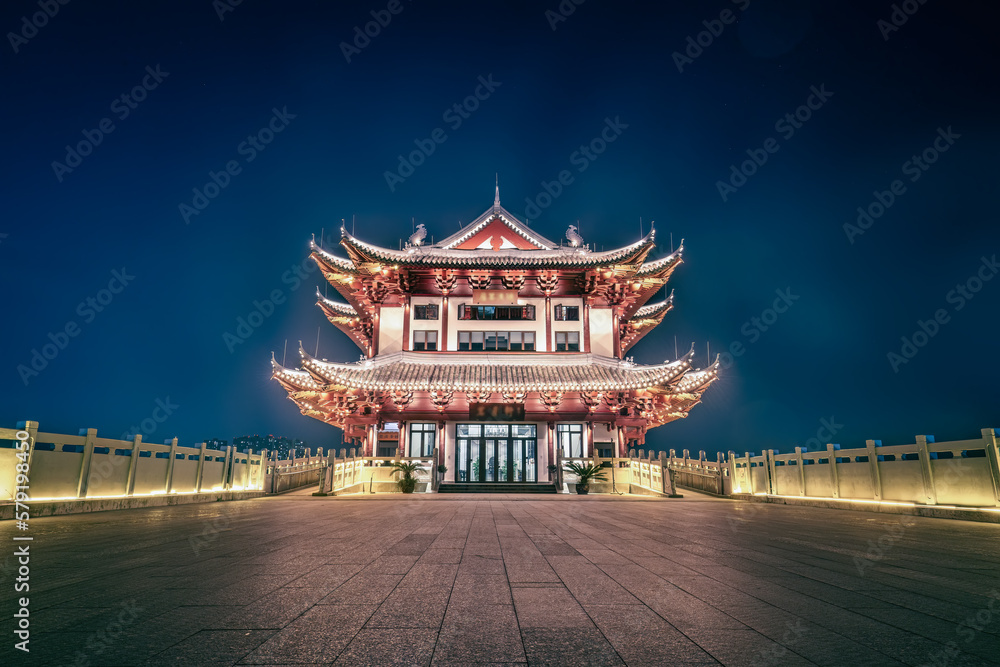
[413,330,437,351]
[554,305,580,321]
[555,331,580,352]
[458,304,535,321]
[414,304,439,320]
[458,331,535,352]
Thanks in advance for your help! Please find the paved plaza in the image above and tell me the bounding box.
[2,493,999,666]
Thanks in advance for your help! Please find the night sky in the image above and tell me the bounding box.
[3,0,997,457]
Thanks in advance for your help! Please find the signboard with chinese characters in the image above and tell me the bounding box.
[472,289,519,305]
[469,403,526,421]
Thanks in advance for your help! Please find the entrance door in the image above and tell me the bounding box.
[456,424,537,483]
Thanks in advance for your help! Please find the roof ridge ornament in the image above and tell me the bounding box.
[494,173,500,209]
[566,224,584,248]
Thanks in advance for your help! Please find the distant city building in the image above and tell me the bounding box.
[203,438,228,450]
[232,434,306,457]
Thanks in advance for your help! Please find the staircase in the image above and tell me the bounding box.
[438,482,558,494]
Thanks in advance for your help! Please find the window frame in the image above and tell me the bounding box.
[413,330,438,351]
[554,305,580,321]
[555,331,580,352]
[413,304,439,320]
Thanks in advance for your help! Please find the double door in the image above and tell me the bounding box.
[457,424,536,483]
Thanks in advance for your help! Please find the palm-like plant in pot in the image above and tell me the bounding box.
[563,462,607,495]
[389,461,423,494]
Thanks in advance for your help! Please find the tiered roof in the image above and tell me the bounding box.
[272,193,719,432]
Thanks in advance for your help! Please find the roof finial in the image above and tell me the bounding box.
[494,173,500,209]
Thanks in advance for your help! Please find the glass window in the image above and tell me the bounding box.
[409,423,436,457]
[414,304,439,320]
[457,305,536,320]
[557,424,584,458]
[413,330,437,351]
[456,331,534,352]
[555,331,580,352]
[554,305,580,321]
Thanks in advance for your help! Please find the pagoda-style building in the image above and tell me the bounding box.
[272,188,719,486]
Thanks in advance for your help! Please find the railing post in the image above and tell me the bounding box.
[126,435,141,496]
[826,443,840,499]
[727,449,737,489]
[17,420,39,472]
[223,446,234,490]
[195,442,208,493]
[764,449,776,496]
[715,452,725,495]
[269,451,279,493]
[76,428,97,499]
[865,439,883,501]
[794,446,805,496]
[164,437,179,493]
[744,452,754,495]
[915,435,937,505]
[982,428,1000,507]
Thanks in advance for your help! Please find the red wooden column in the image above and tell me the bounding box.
[612,309,621,358]
[545,297,553,352]
[372,305,381,357]
[586,421,595,458]
[401,298,411,351]
[437,420,447,468]
[441,296,450,351]
[583,300,591,353]
[548,420,556,477]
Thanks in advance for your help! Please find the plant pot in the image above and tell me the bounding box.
[576,484,589,495]
[399,478,417,494]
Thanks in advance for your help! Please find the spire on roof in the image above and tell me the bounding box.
[494,174,500,209]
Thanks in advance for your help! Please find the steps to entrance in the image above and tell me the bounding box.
[438,483,557,494]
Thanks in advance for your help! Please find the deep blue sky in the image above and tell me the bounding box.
[3,0,997,456]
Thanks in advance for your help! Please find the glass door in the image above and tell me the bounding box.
[456,424,537,483]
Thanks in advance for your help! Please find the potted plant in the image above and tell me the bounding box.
[563,462,608,495]
[437,464,448,474]
[389,461,423,494]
